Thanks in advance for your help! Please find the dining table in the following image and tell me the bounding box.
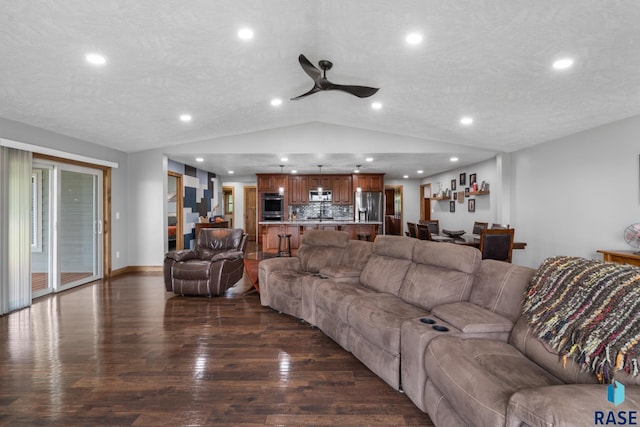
[431,233,527,250]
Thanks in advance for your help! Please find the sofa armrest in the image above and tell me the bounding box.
[258,257,302,307]
[507,384,640,427]
[210,250,244,262]
[165,249,198,262]
[431,301,513,334]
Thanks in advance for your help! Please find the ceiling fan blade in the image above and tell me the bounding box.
[325,83,380,98]
[298,54,322,82]
[290,86,322,101]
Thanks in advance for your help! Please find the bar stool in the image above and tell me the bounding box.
[357,233,371,241]
[277,234,292,257]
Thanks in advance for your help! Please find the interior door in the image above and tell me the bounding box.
[244,186,257,241]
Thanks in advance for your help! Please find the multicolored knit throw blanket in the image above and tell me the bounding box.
[523,256,640,383]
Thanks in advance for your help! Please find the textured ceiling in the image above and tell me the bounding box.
[1,1,639,178]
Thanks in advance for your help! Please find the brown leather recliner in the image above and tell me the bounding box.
[164,228,248,296]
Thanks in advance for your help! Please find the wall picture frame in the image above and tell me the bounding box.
[459,173,466,185]
[457,191,464,203]
[464,187,470,197]
[468,198,476,212]
[451,179,456,191]
[449,201,455,213]
[469,173,477,185]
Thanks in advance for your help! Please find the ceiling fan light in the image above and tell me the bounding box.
[406,33,423,45]
[552,58,574,70]
[237,28,254,40]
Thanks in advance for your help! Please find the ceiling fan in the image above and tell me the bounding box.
[290,54,380,101]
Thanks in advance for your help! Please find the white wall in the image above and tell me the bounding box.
[127,149,166,266]
[220,180,257,232]
[423,158,499,233]
[0,117,130,271]
[512,115,640,268]
[385,178,421,236]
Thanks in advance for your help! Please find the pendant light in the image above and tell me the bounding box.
[278,165,285,195]
[317,165,323,193]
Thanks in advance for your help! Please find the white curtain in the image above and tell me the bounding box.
[0,146,32,315]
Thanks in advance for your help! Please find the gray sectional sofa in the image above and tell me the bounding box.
[259,230,640,426]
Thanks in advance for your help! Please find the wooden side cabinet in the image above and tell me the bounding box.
[597,250,640,268]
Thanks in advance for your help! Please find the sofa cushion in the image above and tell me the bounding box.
[347,293,426,355]
[470,260,535,322]
[424,336,563,427]
[507,384,640,427]
[509,317,601,385]
[412,239,481,275]
[359,236,415,295]
[396,240,479,310]
[340,239,374,271]
[297,230,350,273]
[268,270,314,299]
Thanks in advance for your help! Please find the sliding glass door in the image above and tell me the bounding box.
[31,162,103,297]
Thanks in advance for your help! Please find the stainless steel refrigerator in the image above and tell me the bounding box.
[354,191,384,223]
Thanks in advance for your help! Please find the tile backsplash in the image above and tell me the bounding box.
[290,203,354,220]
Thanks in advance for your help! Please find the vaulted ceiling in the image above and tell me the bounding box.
[1,1,639,178]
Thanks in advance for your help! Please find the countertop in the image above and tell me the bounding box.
[259,220,382,225]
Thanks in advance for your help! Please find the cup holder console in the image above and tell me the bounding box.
[419,317,449,332]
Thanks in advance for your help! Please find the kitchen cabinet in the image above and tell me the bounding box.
[288,175,309,205]
[332,175,353,205]
[257,174,287,193]
[352,173,384,192]
[262,224,300,252]
[308,176,332,191]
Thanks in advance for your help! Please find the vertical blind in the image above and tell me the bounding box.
[0,146,32,314]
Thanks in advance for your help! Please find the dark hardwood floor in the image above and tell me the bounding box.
[0,271,434,426]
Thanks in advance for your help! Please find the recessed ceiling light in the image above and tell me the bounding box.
[195,157,204,162]
[460,116,474,125]
[85,53,106,65]
[179,114,192,122]
[365,157,374,162]
[552,58,574,70]
[238,28,254,40]
[228,170,234,174]
[417,170,424,174]
[450,157,459,162]
[371,102,383,110]
[291,170,297,174]
[406,33,423,45]
[403,175,409,179]
[271,98,282,106]
[280,157,288,162]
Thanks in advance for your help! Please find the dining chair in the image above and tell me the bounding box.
[416,223,433,241]
[419,219,440,235]
[472,221,489,235]
[479,228,514,263]
[491,223,510,229]
[406,222,417,238]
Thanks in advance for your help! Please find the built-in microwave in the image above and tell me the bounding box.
[309,190,332,202]
[261,192,284,220]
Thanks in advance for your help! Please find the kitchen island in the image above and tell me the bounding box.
[259,220,382,253]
